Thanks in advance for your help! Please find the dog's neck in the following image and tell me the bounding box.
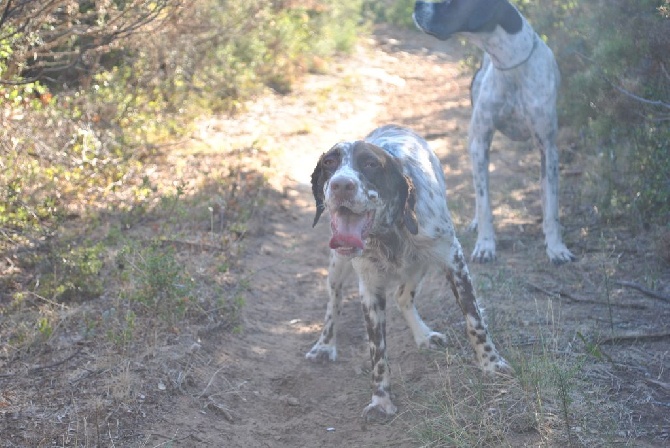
[464,16,537,71]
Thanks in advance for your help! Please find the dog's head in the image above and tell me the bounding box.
[413,0,522,40]
[311,141,418,257]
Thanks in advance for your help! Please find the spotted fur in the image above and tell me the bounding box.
[307,125,510,420]
[414,0,576,264]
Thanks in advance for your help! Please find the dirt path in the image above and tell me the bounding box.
[149,26,471,448]
[128,25,670,447]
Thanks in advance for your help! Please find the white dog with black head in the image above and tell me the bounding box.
[414,0,576,264]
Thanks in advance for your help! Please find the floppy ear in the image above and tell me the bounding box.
[401,174,419,235]
[466,0,499,31]
[467,0,522,34]
[387,155,419,235]
[497,1,522,34]
[310,155,326,227]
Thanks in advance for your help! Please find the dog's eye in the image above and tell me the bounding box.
[323,155,339,170]
[363,159,381,170]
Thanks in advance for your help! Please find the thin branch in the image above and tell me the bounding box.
[0,0,13,30]
[615,280,670,303]
[662,62,670,83]
[574,50,670,110]
[525,281,647,309]
[600,332,670,345]
[28,348,83,373]
[611,82,670,110]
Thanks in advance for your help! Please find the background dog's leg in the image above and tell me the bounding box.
[395,270,447,349]
[468,115,497,262]
[358,275,397,419]
[444,241,511,373]
[305,252,352,362]
[539,138,576,264]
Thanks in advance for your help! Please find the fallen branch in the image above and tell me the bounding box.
[29,348,83,373]
[525,282,647,309]
[615,281,670,303]
[0,348,82,378]
[600,332,670,345]
[645,378,670,391]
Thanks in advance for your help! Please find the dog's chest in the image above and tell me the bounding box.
[476,70,534,142]
[494,95,532,141]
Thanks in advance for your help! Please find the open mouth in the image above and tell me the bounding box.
[329,206,375,256]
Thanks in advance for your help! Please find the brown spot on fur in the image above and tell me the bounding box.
[363,300,386,366]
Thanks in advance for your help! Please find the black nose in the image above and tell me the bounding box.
[330,176,357,199]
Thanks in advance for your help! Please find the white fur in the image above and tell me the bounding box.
[307,125,510,419]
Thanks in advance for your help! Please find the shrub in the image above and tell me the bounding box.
[363,0,416,27]
[0,0,365,282]
[521,0,670,225]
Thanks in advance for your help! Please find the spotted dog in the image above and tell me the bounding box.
[307,125,510,419]
[414,0,576,264]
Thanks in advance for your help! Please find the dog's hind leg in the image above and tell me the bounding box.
[538,134,576,264]
[442,239,511,374]
[306,252,353,362]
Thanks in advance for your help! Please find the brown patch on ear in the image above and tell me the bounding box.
[402,174,419,235]
[384,153,419,235]
[311,154,326,227]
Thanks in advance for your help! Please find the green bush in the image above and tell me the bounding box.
[363,0,416,27]
[522,0,670,224]
[0,0,365,262]
[116,242,194,324]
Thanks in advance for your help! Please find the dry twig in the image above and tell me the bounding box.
[615,280,670,303]
[525,281,647,309]
[600,332,670,345]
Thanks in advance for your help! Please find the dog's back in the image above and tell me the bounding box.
[365,125,454,245]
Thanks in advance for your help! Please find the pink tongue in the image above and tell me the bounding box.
[329,211,368,250]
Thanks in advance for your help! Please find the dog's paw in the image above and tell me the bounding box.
[471,238,496,263]
[305,344,337,362]
[361,394,397,422]
[479,354,514,376]
[417,331,447,350]
[546,243,577,265]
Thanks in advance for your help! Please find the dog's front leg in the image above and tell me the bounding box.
[357,272,397,419]
[468,112,497,262]
[306,252,352,362]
